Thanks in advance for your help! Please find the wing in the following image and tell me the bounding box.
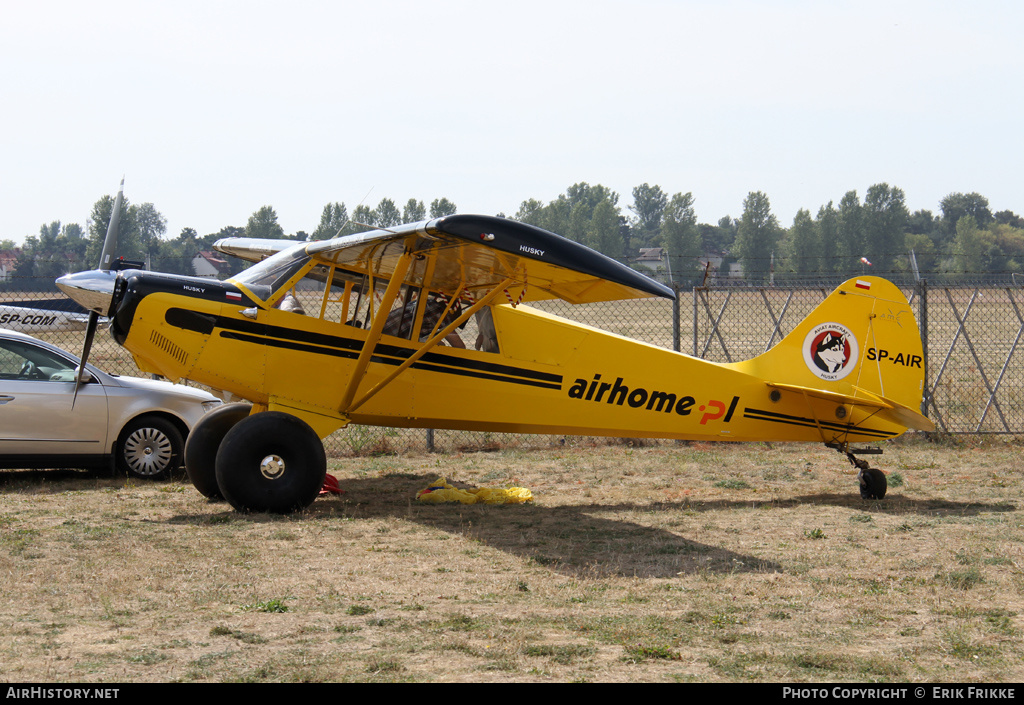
[216,216,674,304]
[4,298,90,314]
[213,237,299,263]
[309,215,675,304]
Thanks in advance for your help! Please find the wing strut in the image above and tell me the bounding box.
[345,277,515,415]
[337,249,413,413]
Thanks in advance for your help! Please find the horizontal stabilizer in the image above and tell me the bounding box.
[766,381,935,432]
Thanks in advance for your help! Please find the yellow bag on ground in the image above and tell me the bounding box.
[416,477,532,505]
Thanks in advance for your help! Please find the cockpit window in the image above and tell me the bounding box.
[231,248,311,301]
[230,245,499,353]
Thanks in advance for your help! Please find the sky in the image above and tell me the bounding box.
[1,0,1022,246]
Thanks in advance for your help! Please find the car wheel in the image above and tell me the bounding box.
[184,402,252,500]
[215,411,326,514]
[117,416,184,480]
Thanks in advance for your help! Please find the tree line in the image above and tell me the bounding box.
[514,183,1024,285]
[5,183,1022,291]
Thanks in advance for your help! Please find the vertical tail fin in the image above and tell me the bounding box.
[729,277,933,432]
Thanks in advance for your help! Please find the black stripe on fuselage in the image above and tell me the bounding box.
[742,406,894,439]
[165,308,563,391]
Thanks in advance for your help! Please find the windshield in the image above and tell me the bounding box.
[231,247,311,301]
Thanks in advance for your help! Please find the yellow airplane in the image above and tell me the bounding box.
[57,212,934,514]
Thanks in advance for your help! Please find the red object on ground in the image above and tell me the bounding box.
[320,474,345,496]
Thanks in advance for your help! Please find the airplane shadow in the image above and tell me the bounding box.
[168,473,780,579]
[279,476,1015,578]
[632,493,1019,517]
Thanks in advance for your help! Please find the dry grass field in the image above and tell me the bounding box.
[0,433,1021,683]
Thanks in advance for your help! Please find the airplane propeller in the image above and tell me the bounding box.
[56,178,124,407]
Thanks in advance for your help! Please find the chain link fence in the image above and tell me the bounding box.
[3,272,1021,460]
[691,278,1024,434]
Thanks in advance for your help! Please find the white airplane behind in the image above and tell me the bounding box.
[0,298,95,333]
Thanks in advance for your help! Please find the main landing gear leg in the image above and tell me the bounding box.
[827,443,887,500]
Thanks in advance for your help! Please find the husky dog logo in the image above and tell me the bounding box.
[802,323,858,381]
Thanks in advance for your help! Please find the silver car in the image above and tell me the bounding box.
[0,328,222,478]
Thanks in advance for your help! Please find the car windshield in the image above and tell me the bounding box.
[231,247,311,301]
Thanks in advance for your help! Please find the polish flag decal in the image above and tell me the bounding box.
[227,291,242,301]
[855,280,871,290]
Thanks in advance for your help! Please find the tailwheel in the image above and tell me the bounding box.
[827,442,887,500]
[214,411,326,514]
[858,466,887,500]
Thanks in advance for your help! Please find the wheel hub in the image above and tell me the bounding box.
[260,454,286,480]
[124,427,172,476]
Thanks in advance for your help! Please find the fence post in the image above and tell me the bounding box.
[692,286,699,357]
[672,284,681,352]
[918,277,929,417]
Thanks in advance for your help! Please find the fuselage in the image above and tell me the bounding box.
[100,268,907,445]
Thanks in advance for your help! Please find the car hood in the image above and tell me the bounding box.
[102,374,221,402]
